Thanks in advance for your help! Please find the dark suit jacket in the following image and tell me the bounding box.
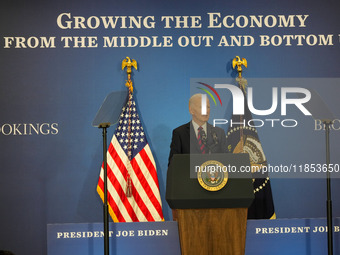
[168,121,228,165]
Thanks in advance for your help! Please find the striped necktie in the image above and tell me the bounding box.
[197,126,206,154]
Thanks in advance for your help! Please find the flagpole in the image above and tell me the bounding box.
[122,57,137,197]
[232,56,248,151]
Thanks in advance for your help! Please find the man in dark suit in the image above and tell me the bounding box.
[168,94,228,164]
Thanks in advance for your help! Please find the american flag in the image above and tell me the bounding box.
[97,93,164,222]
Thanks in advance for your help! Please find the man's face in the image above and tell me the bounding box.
[190,95,210,126]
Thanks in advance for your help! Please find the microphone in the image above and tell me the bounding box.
[212,131,219,145]
[206,128,219,154]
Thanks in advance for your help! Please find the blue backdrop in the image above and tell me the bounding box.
[1,0,340,254]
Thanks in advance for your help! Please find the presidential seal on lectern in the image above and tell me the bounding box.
[197,160,228,191]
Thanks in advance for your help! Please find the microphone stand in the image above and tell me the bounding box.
[323,119,333,255]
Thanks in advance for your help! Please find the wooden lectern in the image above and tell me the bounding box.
[166,153,254,255]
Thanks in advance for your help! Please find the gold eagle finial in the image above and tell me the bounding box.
[122,57,137,93]
[232,56,247,78]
